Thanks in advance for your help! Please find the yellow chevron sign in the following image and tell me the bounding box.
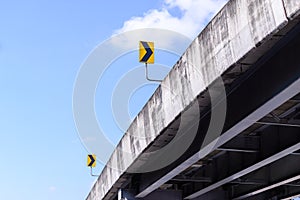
[139,41,154,64]
[87,154,96,168]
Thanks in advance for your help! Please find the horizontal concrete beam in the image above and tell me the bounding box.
[185,141,300,199]
[119,189,182,200]
[233,154,300,199]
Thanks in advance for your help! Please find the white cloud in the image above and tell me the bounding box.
[49,186,56,192]
[115,0,228,38]
[106,0,228,67]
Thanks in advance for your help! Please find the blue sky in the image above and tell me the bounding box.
[3,0,283,200]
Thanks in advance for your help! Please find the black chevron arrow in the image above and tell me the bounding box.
[141,41,153,62]
[88,155,95,167]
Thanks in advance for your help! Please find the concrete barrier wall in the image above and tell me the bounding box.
[87,0,300,199]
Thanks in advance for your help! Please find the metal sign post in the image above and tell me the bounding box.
[139,41,162,82]
[87,154,99,177]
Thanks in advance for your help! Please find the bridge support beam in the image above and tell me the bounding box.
[118,189,182,200]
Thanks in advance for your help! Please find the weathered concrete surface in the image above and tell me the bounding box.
[283,0,300,20]
[87,0,300,199]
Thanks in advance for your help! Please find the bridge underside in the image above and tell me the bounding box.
[118,19,300,200]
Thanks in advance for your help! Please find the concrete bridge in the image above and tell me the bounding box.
[87,0,300,199]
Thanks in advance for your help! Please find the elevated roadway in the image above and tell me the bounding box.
[87,0,300,199]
